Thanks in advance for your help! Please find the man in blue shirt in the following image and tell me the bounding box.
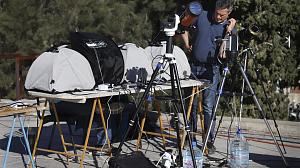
[181,0,236,154]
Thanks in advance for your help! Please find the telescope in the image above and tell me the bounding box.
[180,1,202,28]
[239,24,260,40]
[161,1,202,35]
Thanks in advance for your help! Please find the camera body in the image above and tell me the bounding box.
[160,15,178,30]
[160,14,180,36]
[224,33,239,55]
[215,33,239,58]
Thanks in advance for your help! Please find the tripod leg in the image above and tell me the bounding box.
[202,66,229,156]
[213,109,225,142]
[180,86,196,149]
[250,49,287,153]
[115,57,166,155]
[263,88,287,153]
[169,58,198,168]
[237,62,288,167]
[238,52,248,127]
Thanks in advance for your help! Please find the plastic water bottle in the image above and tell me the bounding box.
[193,141,203,168]
[183,141,203,168]
[229,129,249,168]
[183,146,193,168]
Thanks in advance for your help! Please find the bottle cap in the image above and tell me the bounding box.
[237,127,241,134]
[192,141,197,147]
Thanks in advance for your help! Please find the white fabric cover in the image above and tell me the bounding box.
[145,42,191,81]
[119,43,153,83]
[25,46,95,92]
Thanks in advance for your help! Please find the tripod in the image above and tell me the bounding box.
[214,48,287,152]
[201,50,289,167]
[114,15,197,168]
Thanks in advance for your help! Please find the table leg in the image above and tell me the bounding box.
[30,101,49,168]
[181,86,196,149]
[18,116,35,168]
[136,102,148,150]
[97,99,111,149]
[155,97,166,148]
[31,101,48,160]
[80,99,97,168]
[51,102,69,163]
[2,116,16,168]
[196,87,207,155]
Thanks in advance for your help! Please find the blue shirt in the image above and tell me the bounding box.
[192,10,229,64]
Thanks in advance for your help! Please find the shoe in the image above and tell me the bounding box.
[207,142,216,155]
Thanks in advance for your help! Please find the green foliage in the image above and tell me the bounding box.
[0,59,15,98]
[0,0,178,53]
[0,0,299,120]
[218,0,300,120]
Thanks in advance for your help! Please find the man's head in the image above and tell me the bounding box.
[214,0,233,23]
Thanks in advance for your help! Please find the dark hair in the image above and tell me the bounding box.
[215,0,234,12]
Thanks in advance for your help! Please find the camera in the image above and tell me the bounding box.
[160,15,178,30]
[215,33,239,58]
[224,33,239,56]
[160,14,180,37]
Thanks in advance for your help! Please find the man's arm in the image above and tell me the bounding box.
[218,18,237,59]
[226,18,236,35]
[181,31,192,53]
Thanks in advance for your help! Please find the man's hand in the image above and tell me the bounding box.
[226,18,236,34]
[218,42,226,59]
[185,44,192,53]
[181,31,192,54]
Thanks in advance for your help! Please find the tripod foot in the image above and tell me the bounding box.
[217,159,228,167]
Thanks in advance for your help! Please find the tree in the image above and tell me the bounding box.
[0,0,299,120]
[217,0,300,119]
[0,0,177,99]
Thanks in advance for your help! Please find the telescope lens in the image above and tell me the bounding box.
[188,1,202,16]
[249,25,260,35]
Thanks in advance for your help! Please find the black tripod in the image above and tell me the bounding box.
[213,47,250,167]
[201,49,289,167]
[114,15,197,168]
[248,48,287,154]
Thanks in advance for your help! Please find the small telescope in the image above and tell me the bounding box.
[160,1,203,35]
[239,24,260,40]
[180,1,203,28]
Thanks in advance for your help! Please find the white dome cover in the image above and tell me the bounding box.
[25,46,95,92]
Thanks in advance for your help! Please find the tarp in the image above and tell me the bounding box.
[145,41,191,81]
[25,46,95,93]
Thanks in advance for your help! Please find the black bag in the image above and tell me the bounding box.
[108,151,156,168]
[69,32,124,85]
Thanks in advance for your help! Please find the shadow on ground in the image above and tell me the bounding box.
[250,153,300,168]
[0,124,98,156]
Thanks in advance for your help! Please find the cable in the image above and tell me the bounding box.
[99,95,113,153]
[0,101,30,109]
[93,48,105,84]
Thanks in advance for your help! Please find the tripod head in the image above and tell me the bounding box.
[162,14,180,37]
